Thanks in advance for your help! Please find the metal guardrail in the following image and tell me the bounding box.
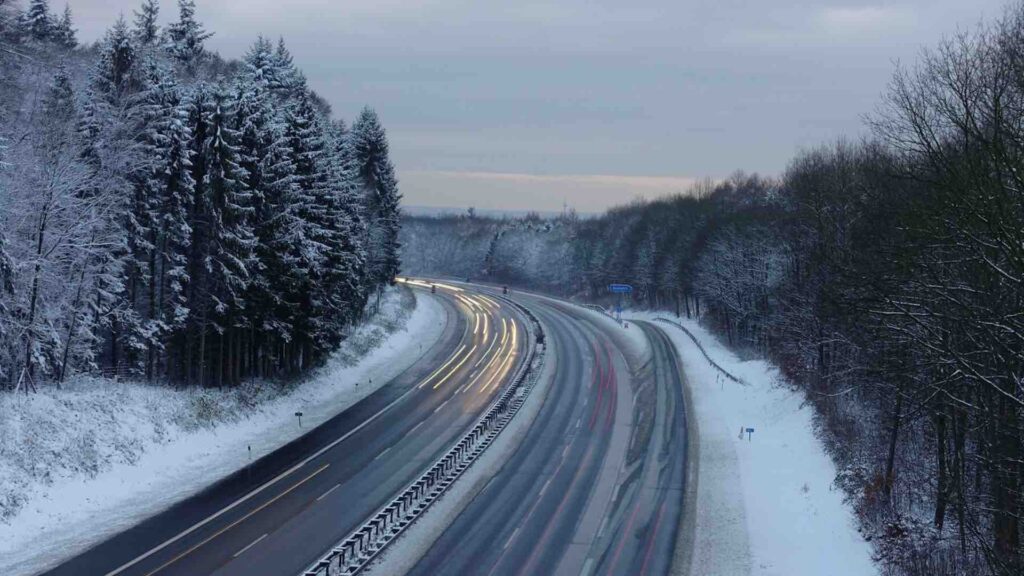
[300,295,545,576]
[653,317,748,386]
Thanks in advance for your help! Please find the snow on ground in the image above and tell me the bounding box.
[0,286,446,576]
[625,311,877,576]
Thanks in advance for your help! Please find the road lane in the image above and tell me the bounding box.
[44,284,529,576]
[406,297,688,576]
[587,321,686,576]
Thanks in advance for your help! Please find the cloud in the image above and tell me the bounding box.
[721,4,917,48]
[817,6,914,35]
[399,170,703,213]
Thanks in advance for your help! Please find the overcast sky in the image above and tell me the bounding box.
[69,0,1005,213]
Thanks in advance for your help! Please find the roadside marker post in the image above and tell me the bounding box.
[607,284,633,322]
[746,427,755,441]
[296,411,304,429]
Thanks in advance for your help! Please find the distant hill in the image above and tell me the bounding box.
[402,205,591,219]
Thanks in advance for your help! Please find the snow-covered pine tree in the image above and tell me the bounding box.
[203,84,255,386]
[52,4,75,49]
[93,16,140,103]
[317,118,366,345]
[182,83,254,385]
[64,37,144,376]
[242,35,276,88]
[41,64,75,145]
[282,87,337,370]
[180,82,214,384]
[0,142,12,386]
[165,0,212,74]
[232,73,302,375]
[271,37,302,97]
[133,0,159,45]
[133,60,194,379]
[349,107,401,302]
[23,0,51,42]
[155,87,194,382]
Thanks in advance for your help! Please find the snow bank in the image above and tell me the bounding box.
[0,286,446,576]
[625,311,877,576]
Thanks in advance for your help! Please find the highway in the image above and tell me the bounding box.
[45,282,530,576]
[406,294,688,576]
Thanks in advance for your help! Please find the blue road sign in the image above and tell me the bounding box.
[746,428,754,433]
[608,284,633,294]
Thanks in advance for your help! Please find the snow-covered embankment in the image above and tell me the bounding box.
[624,312,876,576]
[0,286,445,576]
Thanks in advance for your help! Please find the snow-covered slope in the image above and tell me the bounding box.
[0,286,445,576]
[625,312,876,576]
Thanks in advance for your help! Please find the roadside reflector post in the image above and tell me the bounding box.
[296,411,304,428]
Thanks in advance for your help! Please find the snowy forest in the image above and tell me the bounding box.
[402,6,1024,576]
[0,0,402,390]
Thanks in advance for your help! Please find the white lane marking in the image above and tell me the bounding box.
[539,477,553,497]
[316,483,341,502]
[503,527,521,550]
[232,533,268,558]
[562,444,571,460]
[581,557,596,576]
[139,464,329,576]
[433,399,450,413]
[373,446,392,461]
[407,421,424,436]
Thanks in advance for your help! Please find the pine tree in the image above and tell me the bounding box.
[133,0,159,45]
[242,36,276,87]
[52,4,75,48]
[93,16,139,102]
[182,83,254,385]
[271,37,301,96]
[165,0,212,73]
[24,0,51,41]
[134,61,194,379]
[318,119,366,341]
[282,88,338,368]
[233,76,301,372]
[0,142,12,327]
[42,65,75,134]
[205,84,255,338]
[349,107,401,298]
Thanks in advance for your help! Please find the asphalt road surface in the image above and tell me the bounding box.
[407,294,688,576]
[45,282,529,576]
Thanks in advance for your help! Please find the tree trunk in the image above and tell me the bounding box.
[884,389,903,497]
[58,265,89,385]
[934,408,948,531]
